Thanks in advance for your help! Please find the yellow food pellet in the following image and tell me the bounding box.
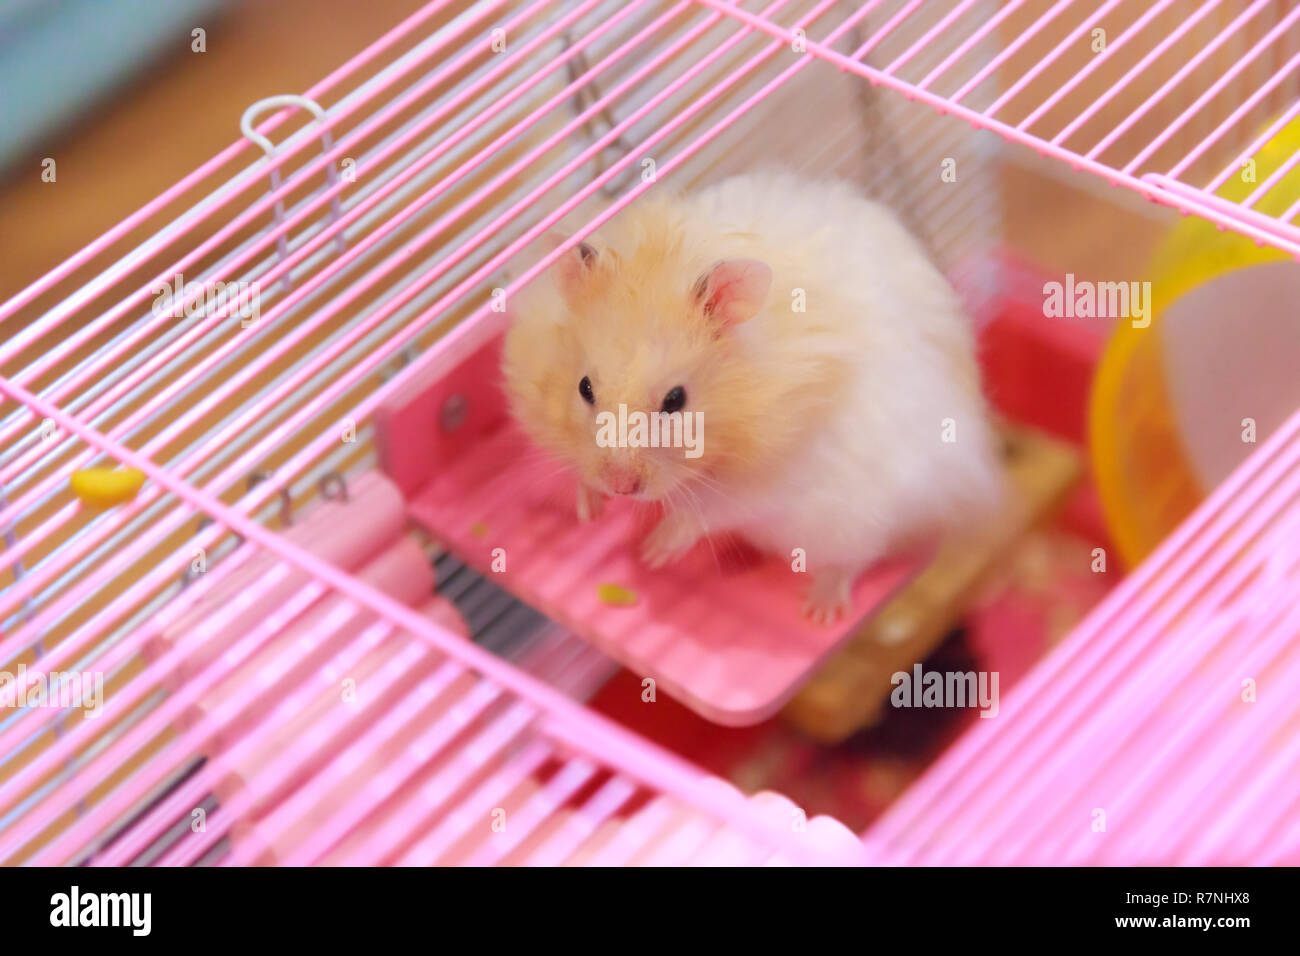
[69,467,146,508]
[598,583,638,607]
[470,521,489,538]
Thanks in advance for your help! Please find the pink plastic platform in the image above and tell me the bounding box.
[376,334,918,725]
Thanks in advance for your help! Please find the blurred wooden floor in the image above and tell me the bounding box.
[0,0,431,305]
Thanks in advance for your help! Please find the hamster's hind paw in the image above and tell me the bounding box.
[802,569,854,627]
[576,485,606,523]
[640,512,702,569]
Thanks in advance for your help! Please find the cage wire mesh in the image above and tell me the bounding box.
[1,0,941,867]
[509,0,1007,323]
[0,0,1006,718]
[4,0,1300,865]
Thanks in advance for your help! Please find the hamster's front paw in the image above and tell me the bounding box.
[576,484,606,523]
[802,568,854,627]
[640,511,702,569]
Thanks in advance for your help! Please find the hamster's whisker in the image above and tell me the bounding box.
[674,482,722,572]
[682,471,743,513]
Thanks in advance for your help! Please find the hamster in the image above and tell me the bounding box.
[502,171,1003,624]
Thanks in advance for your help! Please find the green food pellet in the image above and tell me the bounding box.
[470,522,489,538]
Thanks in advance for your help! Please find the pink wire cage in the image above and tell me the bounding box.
[1,0,1298,865]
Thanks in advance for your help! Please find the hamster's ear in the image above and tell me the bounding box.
[546,232,599,301]
[693,259,772,329]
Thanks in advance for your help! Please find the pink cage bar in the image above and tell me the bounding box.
[1,0,1298,865]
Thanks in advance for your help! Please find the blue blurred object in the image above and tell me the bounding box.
[0,0,226,172]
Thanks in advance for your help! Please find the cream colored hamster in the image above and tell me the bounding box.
[503,171,1003,623]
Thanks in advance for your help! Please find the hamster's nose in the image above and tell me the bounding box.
[604,465,643,496]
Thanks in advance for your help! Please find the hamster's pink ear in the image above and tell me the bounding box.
[547,233,599,300]
[693,259,772,329]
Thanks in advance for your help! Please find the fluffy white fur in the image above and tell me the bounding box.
[504,171,1004,623]
[668,173,1002,616]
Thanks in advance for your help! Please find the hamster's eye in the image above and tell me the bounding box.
[579,376,595,405]
[661,386,686,414]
